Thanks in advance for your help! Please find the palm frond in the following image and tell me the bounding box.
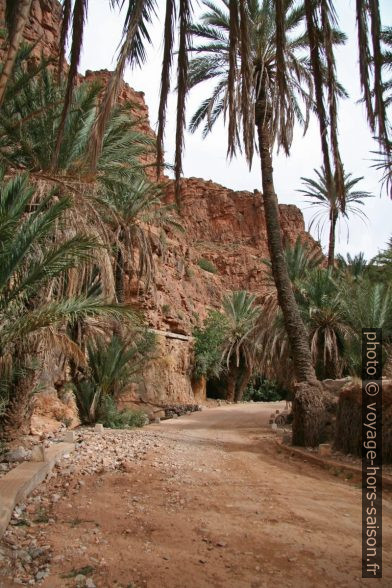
[89,0,156,171]
[156,0,176,178]
[52,0,88,170]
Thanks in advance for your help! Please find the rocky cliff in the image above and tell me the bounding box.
[1,0,320,417]
[134,177,317,335]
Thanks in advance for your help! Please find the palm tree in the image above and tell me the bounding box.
[193,290,261,402]
[73,331,155,424]
[371,134,392,198]
[299,168,373,267]
[380,26,392,108]
[336,252,369,282]
[258,241,330,388]
[187,0,346,444]
[369,26,392,198]
[101,176,180,301]
[221,290,261,402]
[0,58,154,179]
[0,172,136,438]
[0,52,165,298]
[339,279,392,376]
[371,236,392,284]
[300,268,349,380]
[263,236,323,292]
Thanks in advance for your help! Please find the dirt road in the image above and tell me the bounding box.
[7,403,392,587]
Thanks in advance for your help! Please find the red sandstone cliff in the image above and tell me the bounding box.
[133,176,319,336]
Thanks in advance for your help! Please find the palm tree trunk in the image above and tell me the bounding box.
[115,247,125,303]
[234,364,252,403]
[256,114,315,383]
[0,0,33,107]
[0,361,36,441]
[226,363,238,402]
[256,103,325,447]
[327,210,338,268]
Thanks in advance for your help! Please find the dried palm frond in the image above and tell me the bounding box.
[239,0,254,165]
[52,0,88,170]
[356,0,390,166]
[227,0,240,159]
[303,0,334,206]
[89,0,156,171]
[156,0,177,178]
[58,0,72,80]
[174,0,192,209]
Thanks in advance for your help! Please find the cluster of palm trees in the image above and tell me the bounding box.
[195,239,392,406]
[1,0,391,446]
[0,42,171,438]
[259,239,392,385]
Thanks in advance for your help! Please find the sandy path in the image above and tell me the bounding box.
[5,403,392,588]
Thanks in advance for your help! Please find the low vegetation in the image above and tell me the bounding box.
[243,379,286,403]
[197,258,218,274]
[73,332,155,426]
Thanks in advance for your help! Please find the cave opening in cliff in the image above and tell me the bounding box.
[206,377,227,400]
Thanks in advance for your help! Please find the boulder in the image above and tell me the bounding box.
[5,447,31,463]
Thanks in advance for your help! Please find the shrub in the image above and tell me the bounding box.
[73,380,98,425]
[243,379,286,402]
[193,311,228,379]
[198,258,217,273]
[97,396,148,429]
[162,304,171,315]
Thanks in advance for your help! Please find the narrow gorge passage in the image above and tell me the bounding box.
[6,404,392,588]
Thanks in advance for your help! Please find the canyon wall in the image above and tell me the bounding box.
[1,0,321,417]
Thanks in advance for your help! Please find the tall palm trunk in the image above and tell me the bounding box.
[0,0,33,107]
[115,247,125,303]
[226,360,239,402]
[327,209,338,268]
[256,100,325,446]
[234,364,252,403]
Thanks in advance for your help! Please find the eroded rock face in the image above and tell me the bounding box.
[30,389,80,436]
[1,0,322,412]
[118,334,195,414]
[133,177,320,336]
[0,0,62,62]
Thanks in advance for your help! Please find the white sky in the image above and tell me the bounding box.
[80,0,392,259]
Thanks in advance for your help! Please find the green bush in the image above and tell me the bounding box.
[97,396,148,429]
[198,258,217,274]
[243,379,286,402]
[193,310,228,379]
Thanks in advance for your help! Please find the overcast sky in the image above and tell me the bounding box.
[80,0,392,259]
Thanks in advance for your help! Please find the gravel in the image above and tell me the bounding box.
[0,425,169,585]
